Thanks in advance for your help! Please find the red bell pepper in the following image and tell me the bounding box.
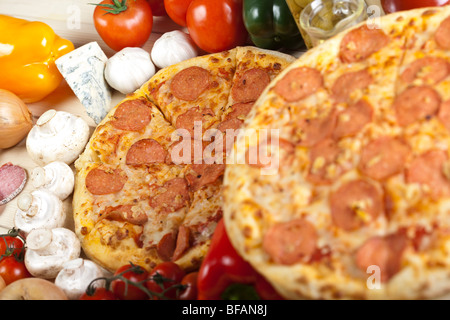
[197,218,284,300]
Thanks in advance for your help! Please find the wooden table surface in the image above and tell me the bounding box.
[0,0,382,232]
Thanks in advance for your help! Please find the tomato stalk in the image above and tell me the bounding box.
[0,228,26,261]
[84,263,188,300]
[92,0,129,15]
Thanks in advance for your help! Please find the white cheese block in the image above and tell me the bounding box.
[56,42,112,125]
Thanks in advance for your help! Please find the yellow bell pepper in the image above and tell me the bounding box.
[0,15,74,103]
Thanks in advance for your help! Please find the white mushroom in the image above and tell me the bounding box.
[14,189,66,234]
[26,109,90,166]
[24,228,81,279]
[54,258,104,300]
[31,161,75,200]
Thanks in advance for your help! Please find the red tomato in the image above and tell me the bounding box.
[381,0,450,13]
[164,0,194,26]
[0,256,32,285]
[186,0,248,53]
[178,272,198,300]
[0,235,25,259]
[147,0,167,16]
[111,264,150,300]
[146,261,185,299]
[93,0,154,51]
[80,287,119,300]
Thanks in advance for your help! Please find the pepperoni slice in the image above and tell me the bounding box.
[307,139,343,185]
[126,139,168,166]
[172,226,191,261]
[400,57,450,85]
[170,66,211,101]
[103,205,148,225]
[394,86,441,127]
[438,100,450,131]
[262,219,318,265]
[331,69,373,103]
[435,16,450,50]
[231,68,271,103]
[339,25,390,63]
[186,163,226,191]
[175,107,215,137]
[297,109,337,147]
[330,180,384,231]
[406,149,450,199]
[355,233,408,283]
[111,99,152,131]
[157,232,176,262]
[225,102,254,120]
[333,99,373,139]
[85,168,127,195]
[273,67,324,102]
[149,178,190,214]
[359,137,410,181]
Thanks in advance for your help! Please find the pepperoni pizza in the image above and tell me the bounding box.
[72,46,295,272]
[223,7,450,299]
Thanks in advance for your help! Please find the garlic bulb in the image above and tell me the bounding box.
[14,189,66,234]
[151,31,198,69]
[105,47,155,95]
[31,161,75,200]
[26,109,90,166]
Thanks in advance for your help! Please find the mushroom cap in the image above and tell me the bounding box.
[14,189,66,234]
[31,161,75,200]
[24,228,81,279]
[26,110,90,166]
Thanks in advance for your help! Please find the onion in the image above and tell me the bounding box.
[0,89,33,149]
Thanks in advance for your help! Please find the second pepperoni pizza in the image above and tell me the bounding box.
[72,46,295,272]
[223,7,450,299]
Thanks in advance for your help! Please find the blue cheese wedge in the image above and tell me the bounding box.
[56,42,112,125]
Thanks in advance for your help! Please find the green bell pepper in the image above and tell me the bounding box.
[243,0,305,51]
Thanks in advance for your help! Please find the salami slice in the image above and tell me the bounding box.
[330,179,384,231]
[262,219,318,265]
[331,69,373,103]
[85,168,127,195]
[359,137,410,181]
[110,99,153,131]
[273,67,323,102]
[157,232,176,262]
[149,178,190,214]
[0,163,27,205]
[307,139,343,185]
[406,149,450,199]
[186,163,226,191]
[438,100,450,131]
[355,233,408,283]
[175,107,215,137]
[172,226,191,261]
[231,68,271,103]
[435,16,450,50]
[297,109,337,147]
[339,25,390,63]
[394,86,441,126]
[333,99,373,139]
[126,139,168,166]
[170,66,211,101]
[400,57,450,85]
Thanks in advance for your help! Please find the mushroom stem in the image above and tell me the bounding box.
[30,167,46,188]
[17,192,33,212]
[26,228,54,255]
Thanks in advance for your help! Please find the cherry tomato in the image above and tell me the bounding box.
[146,261,185,299]
[0,235,24,259]
[93,0,154,51]
[80,287,119,300]
[186,0,248,53]
[164,0,194,26]
[0,256,32,285]
[111,264,150,300]
[381,0,450,13]
[147,0,167,16]
[178,272,198,300]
